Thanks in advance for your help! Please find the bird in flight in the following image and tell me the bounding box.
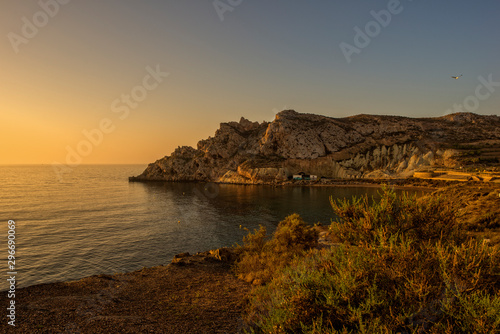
[451,74,462,79]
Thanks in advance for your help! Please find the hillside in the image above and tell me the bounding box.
[131,110,500,183]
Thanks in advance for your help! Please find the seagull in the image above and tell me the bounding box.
[451,74,462,79]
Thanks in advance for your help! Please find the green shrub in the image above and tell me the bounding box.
[245,240,500,333]
[242,187,500,333]
[235,213,318,285]
[329,186,466,247]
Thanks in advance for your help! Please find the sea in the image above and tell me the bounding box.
[0,165,421,290]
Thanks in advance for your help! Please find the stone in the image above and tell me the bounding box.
[209,248,236,262]
[131,111,500,183]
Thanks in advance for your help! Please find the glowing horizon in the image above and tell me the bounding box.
[2,1,499,165]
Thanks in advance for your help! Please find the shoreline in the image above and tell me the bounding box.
[0,249,251,333]
[4,181,499,332]
[2,179,437,294]
[9,179,499,294]
[129,176,482,191]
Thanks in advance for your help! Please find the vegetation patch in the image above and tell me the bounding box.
[238,187,500,333]
[235,213,318,286]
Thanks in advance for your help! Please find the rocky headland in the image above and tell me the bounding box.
[131,110,500,183]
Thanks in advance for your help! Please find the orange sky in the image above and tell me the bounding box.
[2,1,499,165]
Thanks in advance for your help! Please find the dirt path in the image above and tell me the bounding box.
[1,251,251,333]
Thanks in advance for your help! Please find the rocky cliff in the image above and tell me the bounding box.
[131,110,500,183]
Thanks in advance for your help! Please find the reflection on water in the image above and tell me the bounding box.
[0,165,424,289]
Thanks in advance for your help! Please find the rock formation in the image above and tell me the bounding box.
[131,110,500,183]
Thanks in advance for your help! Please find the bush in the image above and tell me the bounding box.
[329,185,466,247]
[247,241,500,333]
[235,213,318,285]
[242,187,500,333]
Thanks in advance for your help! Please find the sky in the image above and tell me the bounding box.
[1,0,499,165]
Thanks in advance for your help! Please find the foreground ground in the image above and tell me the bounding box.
[1,252,250,333]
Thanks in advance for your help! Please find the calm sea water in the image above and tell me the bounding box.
[0,165,417,290]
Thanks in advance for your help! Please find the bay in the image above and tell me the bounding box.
[0,165,419,290]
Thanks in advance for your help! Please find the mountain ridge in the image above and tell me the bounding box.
[131,110,500,183]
